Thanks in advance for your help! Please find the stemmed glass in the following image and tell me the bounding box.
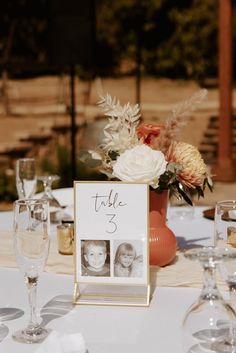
[213,200,236,352]
[12,199,50,343]
[16,158,37,199]
[217,259,236,353]
[37,175,61,223]
[182,247,236,353]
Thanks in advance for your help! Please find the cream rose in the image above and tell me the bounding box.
[112,144,167,188]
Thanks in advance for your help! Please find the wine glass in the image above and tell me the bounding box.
[37,175,62,223]
[182,247,236,353]
[16,158,37,199]
[213,200,236,352]
[217,259,236,353]
[12,199,50,343]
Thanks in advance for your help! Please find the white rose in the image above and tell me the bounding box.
[112,144,167,188]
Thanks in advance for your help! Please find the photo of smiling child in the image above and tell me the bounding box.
[114,241,143,278]
[81,240,110,277]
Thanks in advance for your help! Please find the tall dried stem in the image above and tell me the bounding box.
[154,89,208,154]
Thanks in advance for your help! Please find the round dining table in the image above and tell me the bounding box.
[0,187,221,353]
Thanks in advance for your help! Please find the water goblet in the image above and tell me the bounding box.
[12,199,50,344]
[214,200,236,247]
[16,158,37,199]
[182,247,236,353]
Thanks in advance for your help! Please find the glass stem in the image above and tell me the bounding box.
[201,265,222,300]
[228,284,236,339]
[43,181,52,198]
[25,276,39,330]
[229,284,236,308]
[28,204,33,231]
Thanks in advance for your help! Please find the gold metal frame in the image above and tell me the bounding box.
[73,181,150,307]
[74,282,150,307]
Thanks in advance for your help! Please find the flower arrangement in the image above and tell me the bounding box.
[82,90,213,205]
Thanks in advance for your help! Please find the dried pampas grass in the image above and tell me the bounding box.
[154,89,208,154]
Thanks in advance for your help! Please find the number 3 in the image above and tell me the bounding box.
[106,214,117,234]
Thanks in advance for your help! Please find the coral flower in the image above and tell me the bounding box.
[137,123,163,146]
[167,142,208,188]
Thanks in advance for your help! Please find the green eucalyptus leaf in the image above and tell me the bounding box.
[78,150,102,168]
[176,184,193,206]
[167,162,182,173]
[108,150,119,160]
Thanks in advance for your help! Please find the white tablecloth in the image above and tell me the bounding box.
[0,187,214,245]
[0,188,217,353]
[0,267,208,353]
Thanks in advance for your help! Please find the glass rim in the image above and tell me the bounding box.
[14,198,49,206]
[216,200,236,207]
[16,158,35,162]
[184,246,236,261]
[37,175,59,180]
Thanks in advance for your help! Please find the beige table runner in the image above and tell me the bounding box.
[0,230,228,290]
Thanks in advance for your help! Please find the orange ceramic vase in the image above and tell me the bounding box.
[149,189,177,267]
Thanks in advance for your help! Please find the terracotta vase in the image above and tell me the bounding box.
[149,189,177,267]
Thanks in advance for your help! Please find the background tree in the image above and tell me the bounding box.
[96,0,221,82]
[159,0,218,82]
[0,0,235,81]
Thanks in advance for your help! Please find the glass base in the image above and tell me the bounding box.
[0,324,9,342]
[211,339,236,353]
[12,326,49,344]
[187,343,216,352]
[193,328,229,342]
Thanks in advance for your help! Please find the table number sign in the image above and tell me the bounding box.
[73,181,150,306]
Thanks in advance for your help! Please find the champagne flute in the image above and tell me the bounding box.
[16,158,37,199]
[12,199,50,343]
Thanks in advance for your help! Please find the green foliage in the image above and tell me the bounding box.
[40,145,107,189]
[56,146,72,187]
[166,0,218,81]
[0,171,17,201]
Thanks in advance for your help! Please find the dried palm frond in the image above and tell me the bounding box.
[98,94,141,154]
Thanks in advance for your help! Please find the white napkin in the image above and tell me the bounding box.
[35,331,87,353]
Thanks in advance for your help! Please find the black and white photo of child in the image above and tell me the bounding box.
[81,240,110,277]
[114,240,143,278]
